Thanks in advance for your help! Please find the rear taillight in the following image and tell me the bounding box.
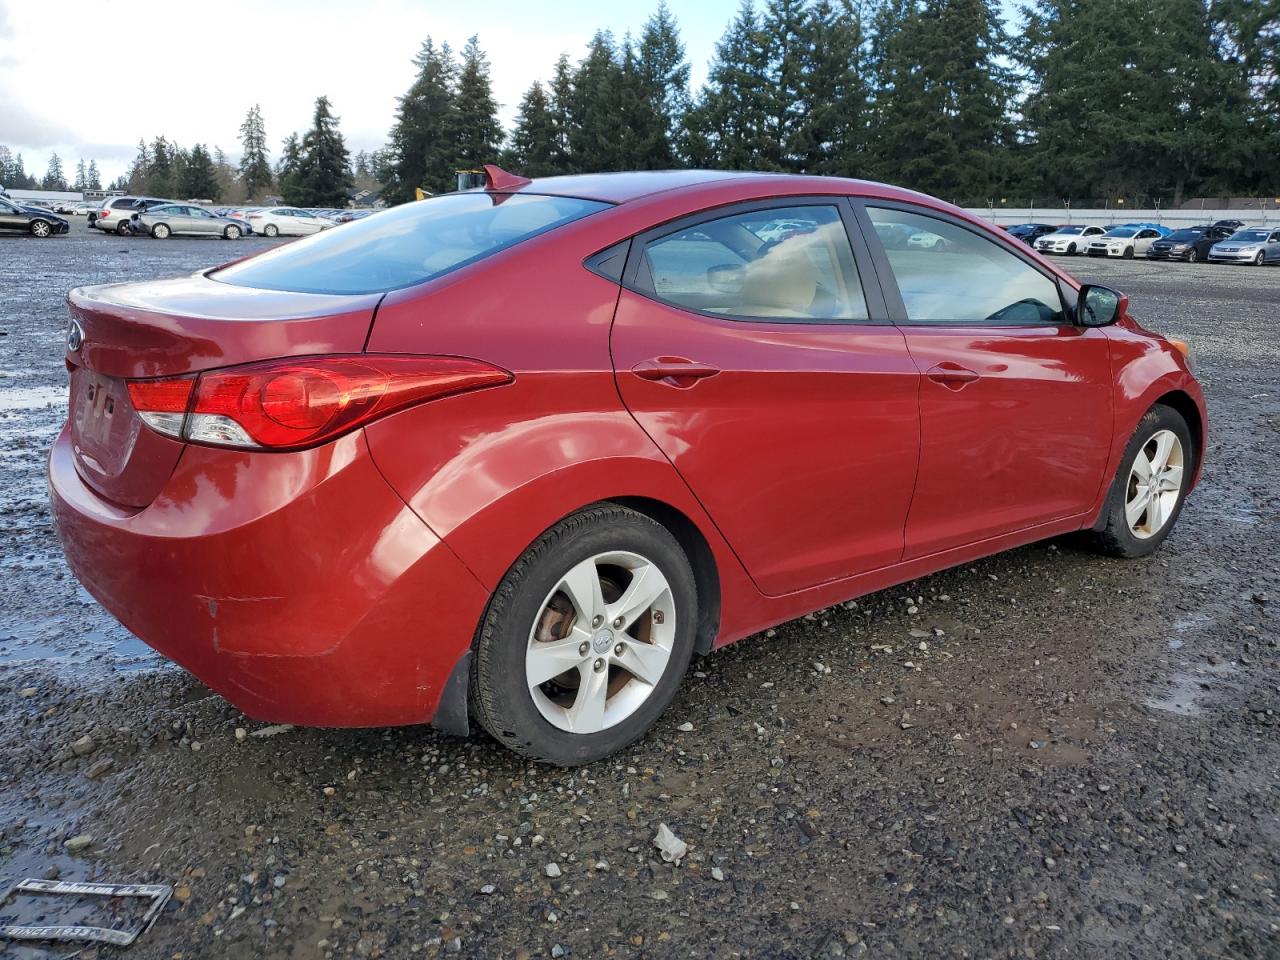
[127,355,512,450]
[248,215,262,220]
[99,209,110,218]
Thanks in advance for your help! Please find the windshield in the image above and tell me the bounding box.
[1103,228,1137,238]
[214,193,611,295]
[1167,229,1204,241]
[1055,226,1085,235]
[1229,230,1268,242]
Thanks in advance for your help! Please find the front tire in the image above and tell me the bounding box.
[1187,249,1198,263]
[1067,242,1077,255]
[470,504,697,766]
[224,224,242,239]
[1253,251,1264,266]
[30,220,51,238]
[263,223,279,238]
[1091,405,1193,558]
[1123,246,1134,259]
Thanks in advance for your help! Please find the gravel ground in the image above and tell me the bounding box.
[0,222,1277,959]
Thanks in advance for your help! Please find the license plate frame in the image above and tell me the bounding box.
[0,878,172,946]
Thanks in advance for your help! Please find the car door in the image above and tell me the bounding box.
[0,198,25,232]
[609,200,921,596]
[855,202,1113,558]
[185,207,216,235]
[1268,230,1280,262]
[1133,229,1160,255]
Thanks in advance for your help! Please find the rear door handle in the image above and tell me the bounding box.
[631,357,721,386]
[926,363,980,389]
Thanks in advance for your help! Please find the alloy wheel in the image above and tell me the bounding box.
[32,221,50,238]
[526,551,676,734]
[1125,429,1184,539]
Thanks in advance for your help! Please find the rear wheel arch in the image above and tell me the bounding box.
[607,496,721,656]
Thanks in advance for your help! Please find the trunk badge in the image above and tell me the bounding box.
[66,319,84,352]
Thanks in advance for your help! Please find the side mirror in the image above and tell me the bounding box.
[1077,284,1125,327]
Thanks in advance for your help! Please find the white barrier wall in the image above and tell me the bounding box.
[966,207,1278,229]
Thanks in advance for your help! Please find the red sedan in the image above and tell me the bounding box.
[49,167,1205,765]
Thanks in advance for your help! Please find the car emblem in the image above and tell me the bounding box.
[66,319,85,352]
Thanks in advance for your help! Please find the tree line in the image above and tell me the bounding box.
[0,148,103,193]
[8,0,1275,207]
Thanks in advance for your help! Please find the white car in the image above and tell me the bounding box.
[1034,224,1107,255]
[1085,226,1163,259]
[906,228,948,249]
[246,207,335,237]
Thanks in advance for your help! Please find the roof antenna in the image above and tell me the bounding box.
[483,164,532,191]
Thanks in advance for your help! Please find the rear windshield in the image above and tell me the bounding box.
[212,192,610,295]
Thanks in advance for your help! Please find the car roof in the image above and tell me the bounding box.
[506,169,937,206]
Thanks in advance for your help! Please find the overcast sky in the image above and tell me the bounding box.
[0,0,747,184]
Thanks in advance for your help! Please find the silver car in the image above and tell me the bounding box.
[1208,227,1280,266]
[135,204,246,240]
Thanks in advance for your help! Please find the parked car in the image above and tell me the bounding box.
[246,207,334,237]
[72,202,95,216]
[1085,226,1165,258]
[1117,222,1171,235]
[332,209,374,224]
[1208,227,1280,265]
[49,168,1205,766]
[1033,224,1107,255]
[92,196,176,235]
[1211,219,1245,233]
[1145,224,1235,263]
[0,197,70,236]
[134,203,247,240]
[1003,223,1059,246]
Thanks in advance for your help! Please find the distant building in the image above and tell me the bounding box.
[8,188,84,204]
[345,188,384,209]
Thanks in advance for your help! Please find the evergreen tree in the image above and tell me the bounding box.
[42,153,68,190]
[634,3,691,167]
[128,139,150,192]
[145,137,174,197]
[568,31,634,170]
[868,0,1012,200]
[506,82,561,176]
[277,132,302,201]
[386,38,459,201]
[180,144,221,200]
[73,159,87,191]
[684,1,773,168]
[796,0,869,175]
[548,54,577,171]
[758,0,810,170]
[87,160,102,190]
[290,96,353,207]
[12,153,35,189]
[454,36,503,170]
[238,104,274,198]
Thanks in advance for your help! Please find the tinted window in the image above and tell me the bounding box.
[868,207,1065,326]
[1167,229,1204,241]
[0,200,16,213]
[640,206,868,322]
[214,192,609,295]
[112,199,138,210]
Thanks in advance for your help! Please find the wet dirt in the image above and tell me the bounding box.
[0,225,1277,958]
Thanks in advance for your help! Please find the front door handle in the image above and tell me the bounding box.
[631,357,721,386]
[926,363,980,389]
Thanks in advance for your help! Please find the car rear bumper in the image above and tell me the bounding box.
[48,425,490,727]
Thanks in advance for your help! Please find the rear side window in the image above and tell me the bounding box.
[112,199,137,210]
[639,205,868,322]
[868,207,1065,326]
[214,193,609,295]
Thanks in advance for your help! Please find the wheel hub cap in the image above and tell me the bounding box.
[591,628,614,654]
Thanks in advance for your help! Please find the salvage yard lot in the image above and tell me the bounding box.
[0,230,1277,958]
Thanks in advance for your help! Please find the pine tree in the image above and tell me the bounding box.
[290,96,353,207]
[869,0,1012,201]
[386,38,460,202]
[684,1,773,169]
[87,160,102,191]
[634,3,691,167]
[180,144,221,200]
[238,104,274,199]
[128,139,150,192]
[796,0,869,175]
[568,31,633,170]
[454,36,503,171]
[548,55,577,172]
[506,82,561,176]
[73,159,87,191]
[12,153,35,189]
[277,133,302,201]
[145,137,173,197]
[42,153,68,190]
[758,0,810,171]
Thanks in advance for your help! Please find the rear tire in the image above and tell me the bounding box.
[151,223,170,239]
[263,223,279,238]
[1090,405,1194,558]
[115,220,131,235]
[470,504,697,766]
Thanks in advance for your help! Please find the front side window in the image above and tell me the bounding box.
[639,205,868,322]
[867,207,1065,326]
[214,192,609,295]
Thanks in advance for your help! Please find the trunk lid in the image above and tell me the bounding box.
[65,273,382,508]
